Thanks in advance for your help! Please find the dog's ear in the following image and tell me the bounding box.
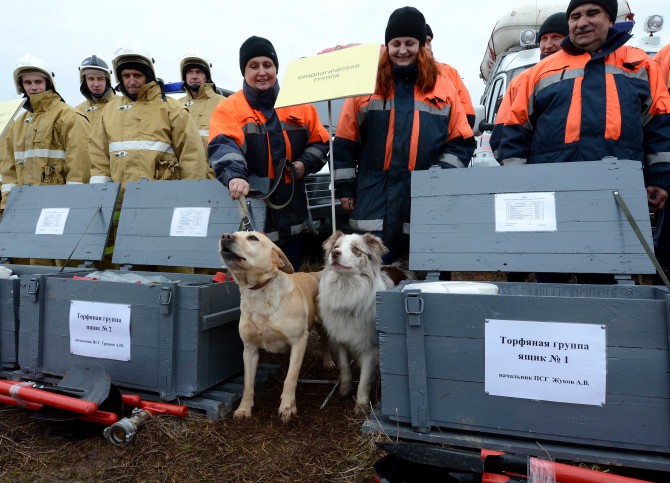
[323,231,344,255]
[273,245,295,274]
[363,233,389,261]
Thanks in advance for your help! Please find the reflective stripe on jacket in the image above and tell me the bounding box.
[208,89,329,242]
[333,71,475,241]
[89,81,206,184]
[2,91,90,207]
[498,29,670,190]
[179,83,226,179]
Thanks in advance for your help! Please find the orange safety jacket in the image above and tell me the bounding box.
[333,70,475,241]
[655,43,670,90]
[498,29,670,191]
[208,87,329,242]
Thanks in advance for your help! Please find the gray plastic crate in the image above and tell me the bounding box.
[374,160,670,468]
[18,179,266,399]
[0,183,119,368]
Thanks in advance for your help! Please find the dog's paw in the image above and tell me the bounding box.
[233,407,253,420]
[339,381,353,397]
[278,401,297,424]
[354,401,370,416]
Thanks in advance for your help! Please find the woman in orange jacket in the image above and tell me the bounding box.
[208,36,330,269]
[333,7,475,263]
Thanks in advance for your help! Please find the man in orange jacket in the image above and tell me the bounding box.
[498,0,670,213]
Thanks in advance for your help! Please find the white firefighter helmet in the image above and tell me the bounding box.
[180,51,213,83]
[13,54,55,95]
[111,46,156,84]
[79,55,112,83]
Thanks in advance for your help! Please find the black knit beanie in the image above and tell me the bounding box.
[566,0,617,22]
[385,6,426,46]
[426,23,433,40]
[239,36,279,75]
[539,12,569,38]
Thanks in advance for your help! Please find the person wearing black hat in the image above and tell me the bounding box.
[209,36,330,270]
[496,1,670,283]
[333,6,475,265]
[424,22,476,127]
[178,51,226,180]
[538,12,569,58]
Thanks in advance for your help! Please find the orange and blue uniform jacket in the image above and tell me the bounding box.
[498,29,670,191]
[333,66,475,243]
[208,84,329,242]
[437,61,476,127]
[655,43,670,90]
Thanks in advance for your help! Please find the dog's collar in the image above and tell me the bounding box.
[248,275,277,291]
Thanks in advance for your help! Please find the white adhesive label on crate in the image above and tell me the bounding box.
[35,208,69,235]
[494,192,557,232]
[69,300,131,361]
[485,319,606,406]
[169,207,211,237]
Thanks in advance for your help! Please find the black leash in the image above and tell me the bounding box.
[246,158,297,210]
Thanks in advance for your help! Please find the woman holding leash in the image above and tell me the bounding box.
[208,36,330,270]
[333,6,476,263]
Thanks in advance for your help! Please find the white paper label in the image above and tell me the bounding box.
[495,192,557,232]
[485,319,606,406]
[69,300,131,361]
[35,208,70,235]
[169,207,211,237]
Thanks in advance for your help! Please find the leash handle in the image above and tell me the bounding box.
[246,158,297,210]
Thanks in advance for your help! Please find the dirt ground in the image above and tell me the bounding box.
[0,337,388,483]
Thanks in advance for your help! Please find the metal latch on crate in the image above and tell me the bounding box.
[27,277,40,301]
[403,288,430,433]
[158,287,172,315]
[404,290,424,325]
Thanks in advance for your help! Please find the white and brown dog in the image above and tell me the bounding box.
[219,231,333,423]
[318,231,395,413]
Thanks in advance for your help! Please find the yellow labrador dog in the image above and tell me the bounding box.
[219,231,333,423]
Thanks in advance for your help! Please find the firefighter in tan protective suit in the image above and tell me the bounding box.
[1,54,90,209]
[178,51,226,179]
[88,46,206,185]
[75,55,117,124]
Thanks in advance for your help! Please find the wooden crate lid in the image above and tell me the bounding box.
[113,179,267,269]
[409,159,654,274]
[0,183,120,262]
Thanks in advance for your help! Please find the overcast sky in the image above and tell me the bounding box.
[0,0,667,109]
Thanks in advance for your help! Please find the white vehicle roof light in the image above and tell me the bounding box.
[644,15,664,34]
[519,29,537,47]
